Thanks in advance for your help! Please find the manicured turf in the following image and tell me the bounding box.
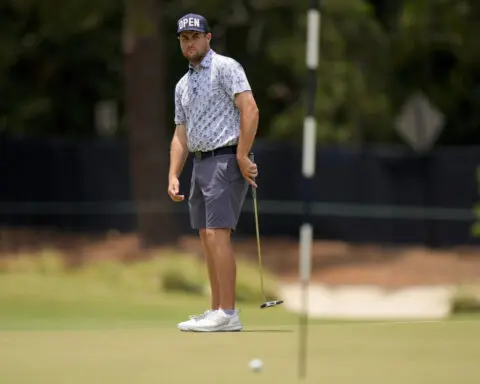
[1,273,479,383]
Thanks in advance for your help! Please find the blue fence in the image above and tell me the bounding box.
[0,136,478,247]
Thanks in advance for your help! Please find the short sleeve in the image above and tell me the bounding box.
[174,83,186,125]
[220,60,252,100]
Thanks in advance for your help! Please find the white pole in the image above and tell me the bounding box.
[298,0,320,380]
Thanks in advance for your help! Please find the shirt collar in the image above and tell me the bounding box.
[189,49,214,72]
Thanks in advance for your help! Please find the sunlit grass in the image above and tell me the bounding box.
[0,251,479,383]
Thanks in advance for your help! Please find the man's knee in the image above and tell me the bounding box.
[204,228,231,244]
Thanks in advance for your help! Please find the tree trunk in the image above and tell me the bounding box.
[123,0,178,247]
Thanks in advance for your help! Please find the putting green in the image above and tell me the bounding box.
[1,273,479,383]
[1,320,480,384]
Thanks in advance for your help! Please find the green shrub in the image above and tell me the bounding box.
[451,285,480,314]
[156,254,280,302]
[158,255,206,295]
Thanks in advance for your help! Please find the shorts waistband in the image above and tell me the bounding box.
[192,145,237,160]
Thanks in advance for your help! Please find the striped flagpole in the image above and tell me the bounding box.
[298,0,320,380]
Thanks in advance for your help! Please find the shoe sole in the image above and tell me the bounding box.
[182,325,243,333]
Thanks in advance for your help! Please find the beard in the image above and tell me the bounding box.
[183,48,206,63]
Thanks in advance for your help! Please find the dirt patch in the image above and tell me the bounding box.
[1,228,479,287]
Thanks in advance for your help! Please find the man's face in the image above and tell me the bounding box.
[178,31,211,63]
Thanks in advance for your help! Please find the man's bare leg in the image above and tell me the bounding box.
[204,228,236,310]
[199,229,220,310]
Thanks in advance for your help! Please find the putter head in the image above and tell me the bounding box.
[260,300,284,309]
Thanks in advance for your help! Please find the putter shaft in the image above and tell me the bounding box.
[252,185,267,303]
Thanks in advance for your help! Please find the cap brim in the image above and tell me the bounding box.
[177,27,207,35]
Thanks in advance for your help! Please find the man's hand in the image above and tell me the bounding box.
[168,177,185,202]
[168,124,188,202]
[237,156,258,188]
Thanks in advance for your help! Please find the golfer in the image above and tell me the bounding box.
[168,13,260,332]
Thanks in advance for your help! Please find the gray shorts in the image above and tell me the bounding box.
[188,152,249,231]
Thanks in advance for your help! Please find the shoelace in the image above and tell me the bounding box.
[189,310,212,321]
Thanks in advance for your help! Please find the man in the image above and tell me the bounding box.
[168,13,260,332]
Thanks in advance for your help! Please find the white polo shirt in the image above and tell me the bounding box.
[174,49,252,152]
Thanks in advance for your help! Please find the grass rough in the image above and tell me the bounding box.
[0,249,281,304]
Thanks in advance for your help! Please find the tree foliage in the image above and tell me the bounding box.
[0,0,122,136]
[0,0,479,145]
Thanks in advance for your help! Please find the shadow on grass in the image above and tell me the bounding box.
[241,329,294,333]
[182,329,294,334]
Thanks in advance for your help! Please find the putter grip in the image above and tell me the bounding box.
[249,151,257,197]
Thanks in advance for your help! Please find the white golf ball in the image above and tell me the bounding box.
[249,358,263,372]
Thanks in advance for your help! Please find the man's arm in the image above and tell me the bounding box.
[171,80,188,180]
[167,124,188,201]
[219,59,259,186]
[169,124,188,180]
[219,59,259,159]
[235,91,259,160]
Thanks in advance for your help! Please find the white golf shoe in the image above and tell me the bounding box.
[186,309,242,332]
[177,309,216,331]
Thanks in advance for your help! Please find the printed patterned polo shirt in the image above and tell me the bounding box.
[174,49,252,152]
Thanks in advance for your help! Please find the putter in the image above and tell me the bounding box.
[251,173,284,310]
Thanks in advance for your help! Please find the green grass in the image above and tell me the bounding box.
[2,321,479,384]
[1,260,480,383]
[0,272,295,331]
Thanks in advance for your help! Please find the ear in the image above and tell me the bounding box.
[206,32,212,42]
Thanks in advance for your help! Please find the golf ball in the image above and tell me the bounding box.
[249,358,263,372]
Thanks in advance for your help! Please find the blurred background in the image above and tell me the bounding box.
[1,0,480,321]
